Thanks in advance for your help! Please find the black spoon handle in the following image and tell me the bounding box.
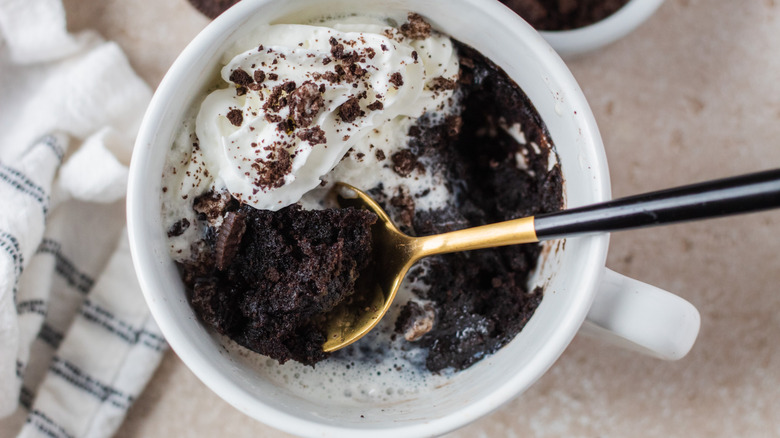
[534,169,780,241]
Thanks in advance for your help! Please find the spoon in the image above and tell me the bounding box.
[322,169,780,352]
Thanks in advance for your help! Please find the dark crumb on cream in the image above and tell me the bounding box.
[338,97,365,123]
[288,81,324,128]
[229,68,253,87]
[431,76,457,91]
[389,72,404,88]
[252,148,292,189]
[226,109,243,126]
[399,13,432,39]
[367,100,384,111]
[297,126,327,145]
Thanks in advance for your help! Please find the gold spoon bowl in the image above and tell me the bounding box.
[322,182,539,352]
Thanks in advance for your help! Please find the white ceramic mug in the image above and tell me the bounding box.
[127,0,700,436]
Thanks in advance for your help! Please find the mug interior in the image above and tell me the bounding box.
[127,0,611,436]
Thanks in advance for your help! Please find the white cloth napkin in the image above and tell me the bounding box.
[0,0,166,437]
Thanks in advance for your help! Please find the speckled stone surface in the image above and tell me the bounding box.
[56,0,780,436]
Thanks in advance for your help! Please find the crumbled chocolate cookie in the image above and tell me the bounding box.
[366,100,384,111]
[445,115,463,138]
[229,68,253,87]
[329,37,347,60]
[281,81,297,93]
[226,109,243,126]
[389,72,404,88]
[265,114,282,124]
[215,210,246,270]
[399,13,432,39]
[193,189,235,224]
[338,97,364,123]
[430,76,457,91]
[252,148,292,189]
[167,218,190,237]
[276,118,296,135]
[391,149,424,177]
[264,82,294,113]
[297,126,327,145]
[389,186,415,230]
[288,81,324,128]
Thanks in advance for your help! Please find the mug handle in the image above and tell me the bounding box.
[579,268,700,360]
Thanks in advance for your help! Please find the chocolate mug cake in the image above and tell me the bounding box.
[161,13,562,397]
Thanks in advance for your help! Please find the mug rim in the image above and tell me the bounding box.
[127,0,611,436]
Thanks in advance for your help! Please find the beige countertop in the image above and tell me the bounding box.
[62,0,780,436]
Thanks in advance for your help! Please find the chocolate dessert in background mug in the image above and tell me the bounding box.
[500,0,631,29]
[186,0,631,30]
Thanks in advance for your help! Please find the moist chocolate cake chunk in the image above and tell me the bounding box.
[179,204,377,365]
[501,0,630,30]
[390,42,563,372]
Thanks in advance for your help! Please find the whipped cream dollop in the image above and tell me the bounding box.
[195,16,459,210]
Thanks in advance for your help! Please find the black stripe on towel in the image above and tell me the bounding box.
[27,409,75,438]
[139,330,168,351]
[17,299,47,316]
[40,135,65,163]
[49,357,135,410]
[38,323,64,350]
[19,385,34,410]
[0,163,49,216]
[0,230,23,300]
[80,299,167,352]
[37,238,95,294]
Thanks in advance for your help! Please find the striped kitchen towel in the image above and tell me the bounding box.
[0,0,166,437]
